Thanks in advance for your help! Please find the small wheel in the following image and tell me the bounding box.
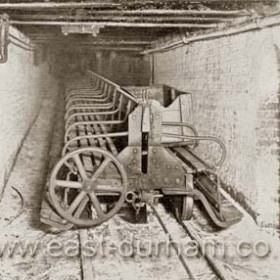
[49,147,127,227]
[174,195,194,221]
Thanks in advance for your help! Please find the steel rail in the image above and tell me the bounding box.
[66,87,107,98]
[64,107,114,121]
[87,71,140,105]
[66,84,111,101]
[149,203,231,279]
[66,88,103,95]
[148,203,195,279]
[66,94,107,103]
[67,91,105,100]
[162,133,226,168]
[180,221,229,280]
[66,93,105,101]
[62,131,128,156]
[162,122,199,148]
[67,102,113,110]
[65,104,115,120]
[64,120,124,143]
[66,96,112,110]
[66,86,100,95]
[65,108,120,129]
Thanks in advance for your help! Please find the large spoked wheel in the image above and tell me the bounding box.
[49,147,127,227]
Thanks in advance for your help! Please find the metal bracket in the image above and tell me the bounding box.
[0,14,9,63]
[61,24,104,37]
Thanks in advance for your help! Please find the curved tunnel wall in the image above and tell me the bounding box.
[0,26,58,199]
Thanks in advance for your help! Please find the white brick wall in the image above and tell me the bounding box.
[153,26,280,227]
[0,27,57,197]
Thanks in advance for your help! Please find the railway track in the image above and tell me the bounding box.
[79,228,95,280]
[149,203,232,280]
[77,202,233,280]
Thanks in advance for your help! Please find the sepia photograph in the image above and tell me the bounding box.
[0,0,279,279]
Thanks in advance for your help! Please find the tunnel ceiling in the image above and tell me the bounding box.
[0,0,278,53]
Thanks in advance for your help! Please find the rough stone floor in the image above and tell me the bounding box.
[0,83,279,280]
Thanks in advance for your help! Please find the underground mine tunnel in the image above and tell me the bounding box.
[0,1,280,279]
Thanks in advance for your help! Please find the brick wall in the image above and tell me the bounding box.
[153,26,280,228]
[0,27,58,198]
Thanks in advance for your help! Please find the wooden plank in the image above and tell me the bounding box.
[77,122,88,148]
[83,103,108,151]
[95,115,118,156]
[79,110,95,174]
[85,115,98,147]
[67,114,79,150]
[93,124,107,150]
[99,123,118,155]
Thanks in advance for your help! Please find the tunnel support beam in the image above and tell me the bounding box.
[10,20,218,29]
[0,2,121,9]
